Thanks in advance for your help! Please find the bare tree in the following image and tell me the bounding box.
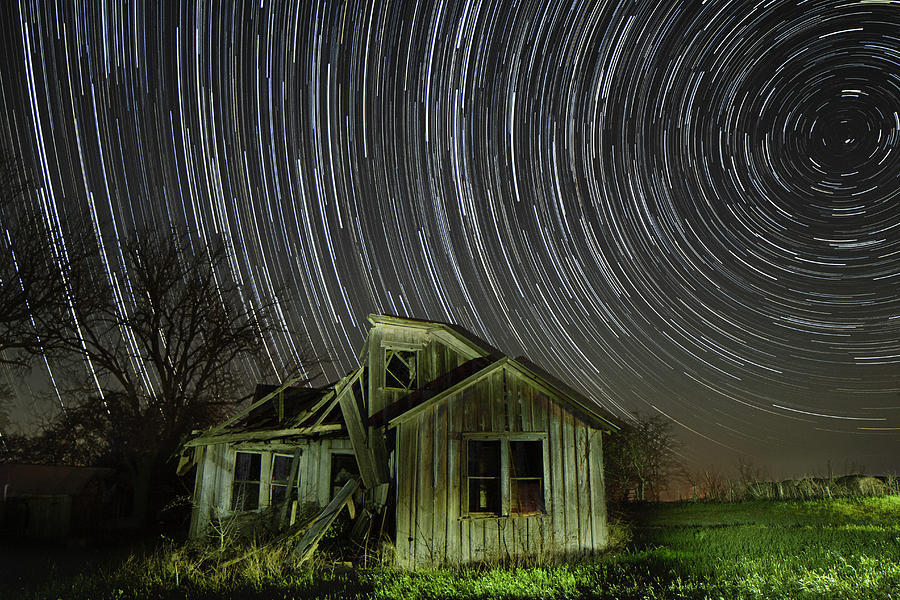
[36,230,316,526]
[604,411,684,503]
[685,465,732,501]
[0,153,73,368]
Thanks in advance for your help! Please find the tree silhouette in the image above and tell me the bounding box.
[0,153,75,368]
[36,231,317,526]
[604,411,684,503]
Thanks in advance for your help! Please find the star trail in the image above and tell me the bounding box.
[2,0,899,476]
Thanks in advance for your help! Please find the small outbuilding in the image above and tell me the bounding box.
[182,315,617,568]
[0,463,121,539]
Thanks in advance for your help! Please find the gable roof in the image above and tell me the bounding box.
[368,314,503,358]
[367,314,619,431]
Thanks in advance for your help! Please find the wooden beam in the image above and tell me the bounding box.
[337,373,380,488]
[203,375,310,435]
[309,393,341,428]
[183,424,342,447]
[279,448,303,530]
[287,478,360,565]
[175,447,196,476]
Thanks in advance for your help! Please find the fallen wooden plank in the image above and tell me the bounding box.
[338,383,379,489]
[183,423,342,447]
[287,478,360,565]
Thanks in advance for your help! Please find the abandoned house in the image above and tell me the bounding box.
[180,314,618,568]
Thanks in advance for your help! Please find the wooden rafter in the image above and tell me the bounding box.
[182,423,342,447]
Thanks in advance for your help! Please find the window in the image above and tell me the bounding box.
[465,436,546,517]
[467,440,501,514]
[232,451,261,511]
[510,441,545,513]
[330,452,359,499]
[270,453,300,505]
[385,349,417,390]
[231,450,301,511]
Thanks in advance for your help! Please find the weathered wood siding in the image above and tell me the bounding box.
[366,323,477,418]
[189,437,354,537]
[394,367,608,568]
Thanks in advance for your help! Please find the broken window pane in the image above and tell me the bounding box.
[271,453,300,505]
[385,349,417,390]
[272,454,294,481]
[467,440,501,514]
[231,451,261,511]
[510,441,545,513]
[330,453,359,499]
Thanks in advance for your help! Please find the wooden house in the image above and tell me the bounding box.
[181,315,617,568]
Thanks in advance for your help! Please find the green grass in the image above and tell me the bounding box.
[635,494,900,528]
[3,496,900,599]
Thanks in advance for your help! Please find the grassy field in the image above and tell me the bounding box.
[3,496,899,599]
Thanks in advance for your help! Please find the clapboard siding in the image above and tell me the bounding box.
[394,365,608,568]
[366,322,479,419]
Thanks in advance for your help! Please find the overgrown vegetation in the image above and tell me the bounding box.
[679,462,900,503]
[3,495,898,599]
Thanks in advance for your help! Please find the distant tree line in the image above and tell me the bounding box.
[602,413,898,505]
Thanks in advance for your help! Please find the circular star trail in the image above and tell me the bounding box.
[2,0,900,475]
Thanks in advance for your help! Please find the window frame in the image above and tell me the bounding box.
[229,449,302,512]
[231,450,263,512]
[383,347,419,391]
[269,452,302,506]
[328,449,360,500]
[462,432,549,518]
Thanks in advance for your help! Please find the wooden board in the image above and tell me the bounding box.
[588,429,607,549]
[433,402,449,565]
[563,410,579,553]
[288,478,360,565]
[279,449,303,529]
[415,409,435,567]
[338,385,379,489]
[447,391,462,564]
[394,423,415,567]
[575,420,589,551]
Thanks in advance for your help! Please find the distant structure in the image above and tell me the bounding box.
[180,315,617,568]
[0,464,122,539]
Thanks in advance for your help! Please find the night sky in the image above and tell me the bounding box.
[1,0,899,478]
